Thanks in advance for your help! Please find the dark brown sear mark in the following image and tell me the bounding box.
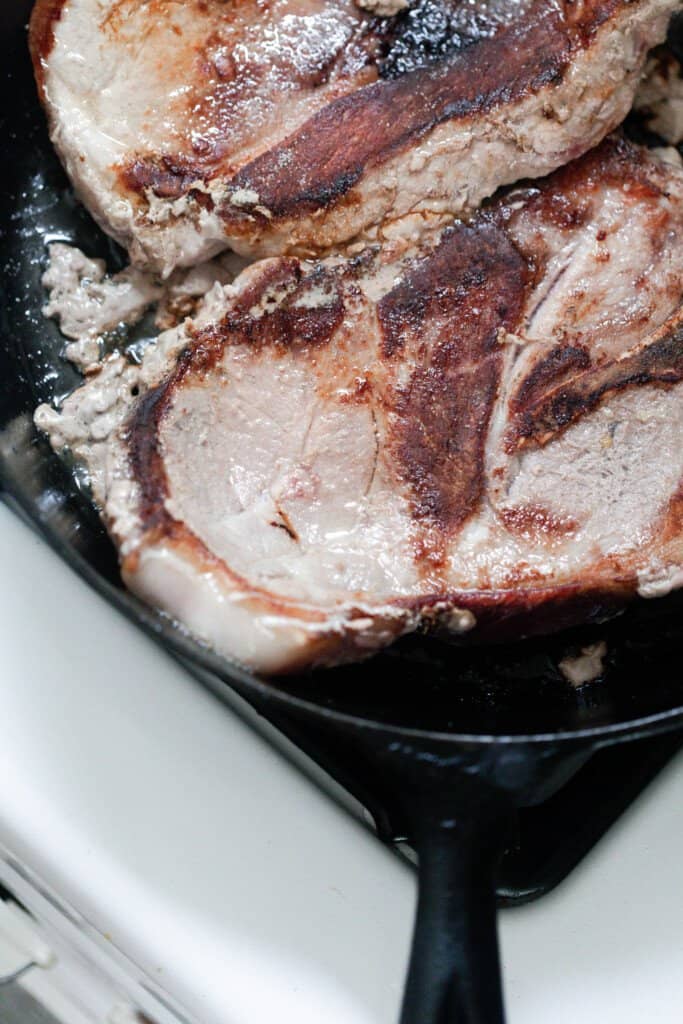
[125,381,174,532]
[116,0,392,199]
[506,314,683,452]
[378,221,527,358]
[394,357,502,538]
[511,343,592,414]
[191,261,346,364]
[223,8,572,221]
[121,155,210,201]
[117,0,631,212]
[381,223,530,535]
[219,0,634,225]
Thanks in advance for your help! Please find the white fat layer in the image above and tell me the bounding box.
[125,545,419,674]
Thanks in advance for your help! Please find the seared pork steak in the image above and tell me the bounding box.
[30,0,678,273]
[36,139,683,673]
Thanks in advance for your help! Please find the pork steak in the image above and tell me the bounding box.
[36,138,683,673]
[30,0,679,274]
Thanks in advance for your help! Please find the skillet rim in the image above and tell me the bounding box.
[6,484,683,749]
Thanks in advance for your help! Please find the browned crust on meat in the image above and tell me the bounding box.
[114,0,390,199]
[378,223,528,360]
[380,224,530,535]
[190,260,346,367]
[118,0,633,217]
[394,359,501,538]
[121,157,214,201]
[221,9,571,222]
[511,345,592,416]
[125,382,171,533]
[507,310,683,452]
[29,0,67,97]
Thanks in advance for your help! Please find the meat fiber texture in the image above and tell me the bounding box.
[35,139,683,673]
[30,0,679,274]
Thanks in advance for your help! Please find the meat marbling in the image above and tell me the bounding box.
[30,0,679,274]
[36,139,683,673]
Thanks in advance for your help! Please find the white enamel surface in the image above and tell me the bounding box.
[1,504,683,1023]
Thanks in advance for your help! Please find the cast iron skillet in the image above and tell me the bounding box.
[1,6,682,1022]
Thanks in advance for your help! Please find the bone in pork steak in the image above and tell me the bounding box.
[35,138,683,673]
[30,0,679,274]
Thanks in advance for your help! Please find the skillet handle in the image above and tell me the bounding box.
[400,807,511,1024]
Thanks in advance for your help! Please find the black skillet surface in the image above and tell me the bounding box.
[1,6,682,1022]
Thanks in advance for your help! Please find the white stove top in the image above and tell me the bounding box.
[0,503,682,1024]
